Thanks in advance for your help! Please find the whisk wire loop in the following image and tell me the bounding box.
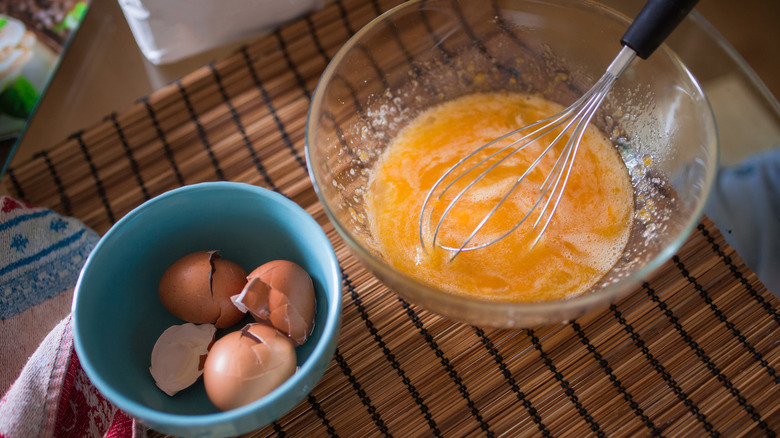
[417,0,698,261]
[419,94,592,252]
[417,116,558,252]
[532,72,620,247]
[430,109,575,252]
[419,47,638,259]
[444,99,590,254]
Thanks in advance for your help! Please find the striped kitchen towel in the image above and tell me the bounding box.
[0,196,98,319]
[0,196,140,437]
[0,195,98,392]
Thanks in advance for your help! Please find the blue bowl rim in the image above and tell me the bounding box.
[72,181,342,427]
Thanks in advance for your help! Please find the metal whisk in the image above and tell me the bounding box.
[419,0,698,258]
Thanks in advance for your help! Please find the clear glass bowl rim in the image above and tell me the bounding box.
[305,0,718,324]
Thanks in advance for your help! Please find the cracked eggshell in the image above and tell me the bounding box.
[231,260,316,345]
[203,323,297,411]
[159,250,246,328]
[149,323,216,396]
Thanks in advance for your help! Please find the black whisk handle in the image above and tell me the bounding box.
[620,0,699,59]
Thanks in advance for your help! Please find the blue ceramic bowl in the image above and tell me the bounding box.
[73,182,342,437]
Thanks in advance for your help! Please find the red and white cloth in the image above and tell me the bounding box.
[0,197,143,438]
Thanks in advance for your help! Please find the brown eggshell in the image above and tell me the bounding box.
[159,250,247,328]
[203,323,297,411]
[231,260,316,345]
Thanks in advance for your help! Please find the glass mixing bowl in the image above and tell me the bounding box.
[306,0,717,327]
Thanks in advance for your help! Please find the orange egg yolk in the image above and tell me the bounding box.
[365,92,633,302]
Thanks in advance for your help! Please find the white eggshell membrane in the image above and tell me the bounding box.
[149,323,216,396]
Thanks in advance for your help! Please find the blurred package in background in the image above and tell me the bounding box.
[0,0,89,152]
[118,0,324,65]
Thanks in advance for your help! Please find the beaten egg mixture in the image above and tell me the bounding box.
[365,92,633,302]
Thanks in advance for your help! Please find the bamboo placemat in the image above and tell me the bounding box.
[4,0,779,436]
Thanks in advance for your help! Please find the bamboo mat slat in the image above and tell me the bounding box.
[4,0,779,436]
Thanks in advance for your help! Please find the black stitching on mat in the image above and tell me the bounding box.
[306,12,369,132]
[32,151,72,216]
[611,303,720,436]
[274,29,312,101]
[644,282,775,436]
[240,47,307,172]
[336,73,372,126]
[307,394,339,437]
[378,0,424,77]
[322,111,356,158]
[490,0,534,53]
[209,63,279,191]
[314,3,389,167]
[473,327,551,437]
[272,421,285,437]
[320,108,366,165]
[5,168,25,201]
[398,299,494,437]
[369,0,383,15]
[176,80,226,180]
[317,0,387,146]
[304,11,373,147]
[323,75,386,162]
[381,11,439,97]
[451,0,520,78]
[335,0,390,90]
[305,15,332,63]
[314,4,392,156]
[492,0,584,100]
[569,322,663,436]
[332,0,390,119]
[491,0,575,88]
[71,132,115,223]
[107,113,151,200]
[335,0,357,35]
[334,348,393,437]
[697,223,780,326]
[527,328,605,437]
[419,1,456,63]
[313,33,391,160]
[358,45,391,91]
[418,0,486,96]
[141,97,185,186]
[342,269,442,436]
[673,256,778,384]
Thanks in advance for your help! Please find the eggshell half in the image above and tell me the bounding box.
[149,323,216,396]
[159,250,246,328]
[231,260,316,345]
[203,323,297,411]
